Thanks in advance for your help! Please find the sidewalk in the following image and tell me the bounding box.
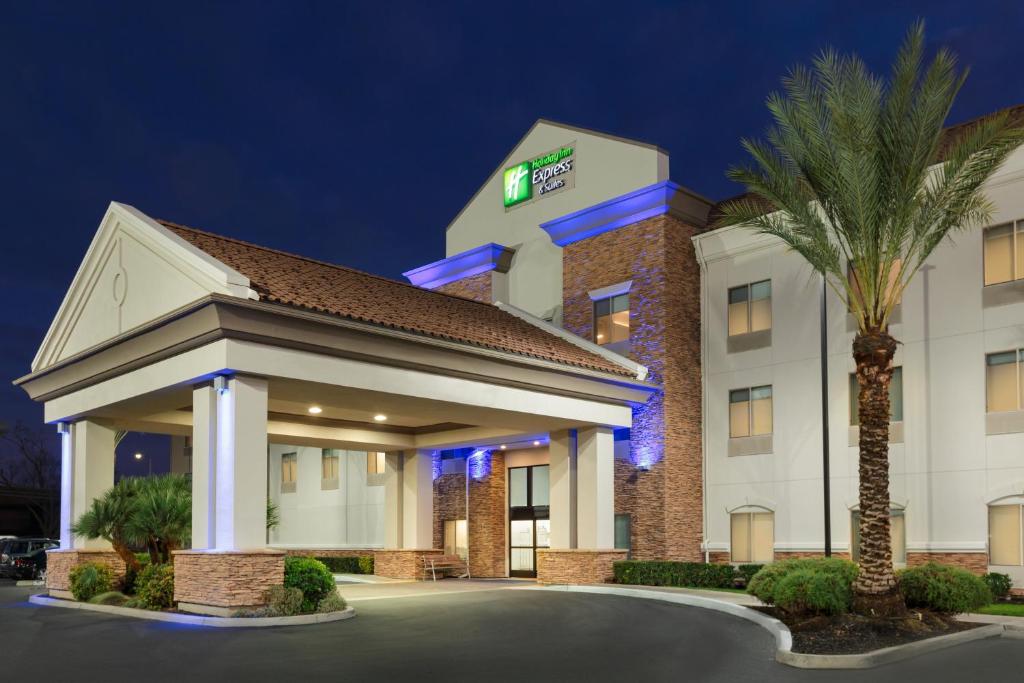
[959,612,1024,633]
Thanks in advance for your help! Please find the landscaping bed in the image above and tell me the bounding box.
[753,605,979,654]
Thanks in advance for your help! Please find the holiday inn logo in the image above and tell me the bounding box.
[503,162,531,207]
[501,143,576,210]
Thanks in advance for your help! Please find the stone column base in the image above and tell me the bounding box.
[374,549,443,579]
[172,549,285,615]
[536,549,627,584]
[46,549,127,595]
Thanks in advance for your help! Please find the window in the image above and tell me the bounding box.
[848,260,903,309]
[851,509,906,564]
[367,451,386,475]
[281,452,297,493]
[989,504,1023,566]
[729,386,772,438]
[443,519,468,560]
[731,511,774,563]
[987,350,1024,413]
[850,367,904,425]
[728,281,771,336]
[594,293,629,345]
[984,222,1024,286]
[615,514,631,557]
[321,449,339,489]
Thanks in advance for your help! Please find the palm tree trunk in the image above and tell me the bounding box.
[851,329,906,616]
[112,540,140,573]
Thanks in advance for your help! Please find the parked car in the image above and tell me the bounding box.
[0,538,58,579]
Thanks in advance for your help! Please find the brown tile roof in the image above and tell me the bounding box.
[707,104,1024,229]
[158,220,634,377]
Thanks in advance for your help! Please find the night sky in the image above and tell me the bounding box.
[2,2,1022,474]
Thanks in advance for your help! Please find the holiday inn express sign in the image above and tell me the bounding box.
[503,143,576,209]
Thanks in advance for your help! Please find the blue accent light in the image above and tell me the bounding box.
[402,243,515,289]
[540,181,699,247]
[467,449,491,480]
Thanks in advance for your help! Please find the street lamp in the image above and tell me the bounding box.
[134,451,152,476]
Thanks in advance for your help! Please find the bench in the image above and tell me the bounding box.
[421,554,469,581]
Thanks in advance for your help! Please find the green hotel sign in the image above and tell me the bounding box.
[502,143,576,209]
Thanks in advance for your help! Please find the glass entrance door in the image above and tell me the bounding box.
[509,465,549,578]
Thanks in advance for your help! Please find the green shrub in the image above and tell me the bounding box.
[898,563,992,614]
[983,572,1013,600]
[69,562,114,602]
[774,568,853,615]
[358,556,374,575]
[135,563,175,610]
[88,591,130,606]
[265,585,303,616]
[284,557,336,613]
[747,558,858,608]
[314,555,375,575]
[613,561,736,589]
[317,592,347,613]
[736,564,764,587]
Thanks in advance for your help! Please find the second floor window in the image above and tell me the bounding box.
[594,293,629,346]
[850,367,904,425]
[984,222,1024,286]
[729,385,772,438]
[987,350,1023,413]
[281,452,297,493]
[728,280,771,336]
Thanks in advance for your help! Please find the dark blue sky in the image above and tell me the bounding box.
[2,1,1022,462]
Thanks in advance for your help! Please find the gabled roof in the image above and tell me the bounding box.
[158,220,637,377]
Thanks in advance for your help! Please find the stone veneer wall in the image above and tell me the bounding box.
[536,549,627,584]
[563,213,703,561]
[433,470,467,551]
[468,450,506,577]
[374,549,443,579]
[173,550,284,609]
[906,552,988,575]
[436,272,492,303]
[46,549,126,593]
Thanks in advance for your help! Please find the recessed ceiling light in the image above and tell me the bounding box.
[374,414,387,422]
[533,440,541,447]
[308,406,323,415]
[500,444,507,450]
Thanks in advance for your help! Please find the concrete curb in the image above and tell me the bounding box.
[528,585,792,653]
[776,623,1005,669]
[28,594,356,628]
[533,585,1009,669]
[15,580,45,587]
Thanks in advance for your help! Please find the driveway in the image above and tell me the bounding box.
[0,580,1021,682]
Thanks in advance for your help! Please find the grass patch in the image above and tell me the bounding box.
[977,603,1024,617]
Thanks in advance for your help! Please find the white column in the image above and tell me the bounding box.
[548,430,576,549]
[576,426,614,549]
[402,450,434,549]
[191,385,218,549]
[383,452,403,548]
[214,375,268,550]
[60,420,116,550]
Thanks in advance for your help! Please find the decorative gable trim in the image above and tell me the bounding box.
[403,243,515,290]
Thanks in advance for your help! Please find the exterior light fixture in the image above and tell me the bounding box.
[373,414,387,422]
[134,452,143,461]
[533,440,541,447]
[308,406,323,414]
[500,444,507,450]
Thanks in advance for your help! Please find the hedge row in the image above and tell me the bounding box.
[314,555,375,575]
[613,561,760,589]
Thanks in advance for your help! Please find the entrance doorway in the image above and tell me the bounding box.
[509,464,550,577]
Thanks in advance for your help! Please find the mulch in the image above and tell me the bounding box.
[752,606,980,655]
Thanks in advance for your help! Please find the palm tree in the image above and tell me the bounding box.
[71,478,141,573]
[125,475,191,564]
[716,22,1024,615]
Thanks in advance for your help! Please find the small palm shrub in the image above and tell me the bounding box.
[983,572,1012,600]
[747,558,858,613]
[284,557,336,613]
[898,563,992,614]
[88,591,130,607]
[69,562,114,602]
[135,563,175,610]
[317,592,347,614]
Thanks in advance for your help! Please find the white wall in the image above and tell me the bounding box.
[446,121,667,319]
[697,146,1024,569]
[268,444,385,548]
